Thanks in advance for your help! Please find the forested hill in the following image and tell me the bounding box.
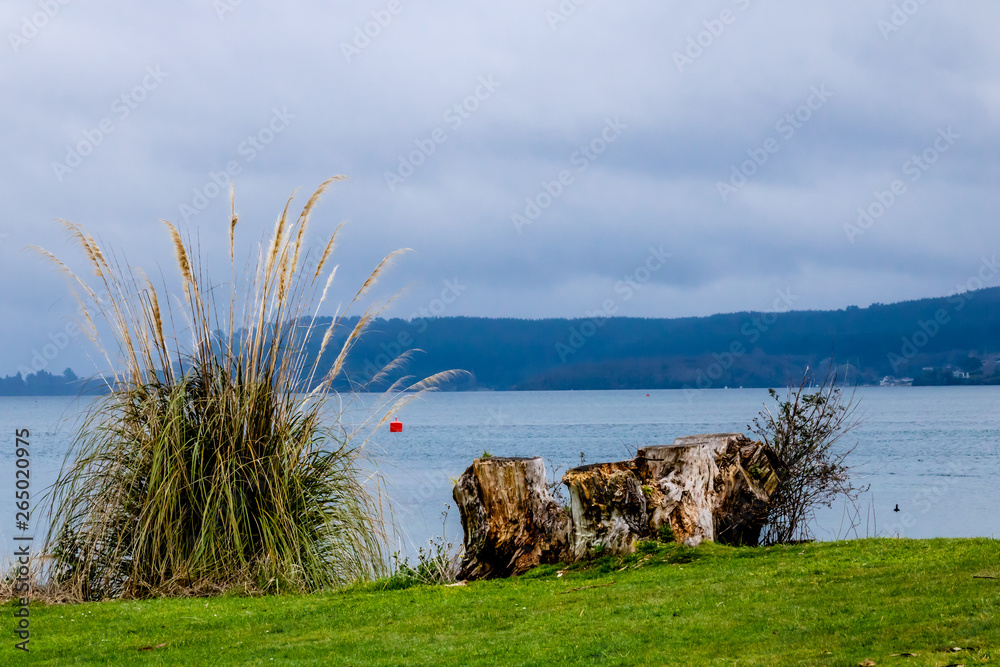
[5,287,1000,394]
[326,285,1000,391]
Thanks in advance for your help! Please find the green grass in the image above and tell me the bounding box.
[13,538,1000,666]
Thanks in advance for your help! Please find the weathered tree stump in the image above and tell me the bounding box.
[563,461,647,559]
[632,433,785,547]
[452,456,569,580]
[453,434,786,579]
[710,434,785,546]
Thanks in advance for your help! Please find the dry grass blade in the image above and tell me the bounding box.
[162,220,194,299]
[55,219,108,278]
[229,184,238,260]
[292,175,345,272]
[351,249,411,304]
[314,223,345,281]
[266,191,297,278]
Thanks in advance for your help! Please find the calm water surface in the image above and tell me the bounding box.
[1,387,998,561]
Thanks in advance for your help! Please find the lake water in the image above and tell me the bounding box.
[2,387,998,563]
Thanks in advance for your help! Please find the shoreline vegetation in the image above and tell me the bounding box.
[15,538,1000,666]
[25,180,457,602]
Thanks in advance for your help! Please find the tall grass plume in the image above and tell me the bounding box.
[34,178,458,601]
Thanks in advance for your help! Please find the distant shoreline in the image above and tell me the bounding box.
[4,382,1000,397]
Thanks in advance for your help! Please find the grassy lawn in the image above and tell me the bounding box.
[10,538,1000,666]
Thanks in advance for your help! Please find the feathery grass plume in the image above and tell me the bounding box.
[163,220,194,301]
[57,219,105,278]
[353,249,410,301]
[292,175,345,274]
[40,179,459,601]
[313,223,344,281]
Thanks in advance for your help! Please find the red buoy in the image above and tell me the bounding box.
[389,419,403,433]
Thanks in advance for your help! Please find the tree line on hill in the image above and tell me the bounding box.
[323,286,1000,391]
[4,287,1000,394]
[0,368,107,396]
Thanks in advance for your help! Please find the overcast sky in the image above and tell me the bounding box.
[2,1,998,376]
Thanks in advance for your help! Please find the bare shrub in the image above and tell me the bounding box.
[750,367,867,545]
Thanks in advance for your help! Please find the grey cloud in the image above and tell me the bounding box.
[2,0,999,374]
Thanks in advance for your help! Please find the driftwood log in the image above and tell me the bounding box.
[453,433,785,579]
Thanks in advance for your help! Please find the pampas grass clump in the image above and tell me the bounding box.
[35,178,447,601]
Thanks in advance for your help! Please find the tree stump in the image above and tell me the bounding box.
[452,457,570,580]
[563,461,647,559]
[710,435,785,546]
[634,433,785,547]
[561,434,786,551]
[452,435,787,579]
